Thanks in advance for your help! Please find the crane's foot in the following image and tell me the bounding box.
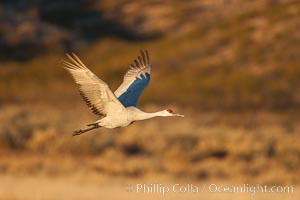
[73,129,84,136]
[73,123,100,136]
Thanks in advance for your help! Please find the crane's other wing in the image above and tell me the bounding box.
[114,50,152,107]
[62,53,125,117]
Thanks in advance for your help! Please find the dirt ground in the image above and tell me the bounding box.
[0,106,299,200]
[0,173,298,200]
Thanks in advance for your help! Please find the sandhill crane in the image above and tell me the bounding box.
[62,50,184,136]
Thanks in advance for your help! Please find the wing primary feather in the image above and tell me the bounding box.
[141,50,147,65]
[66,53,83,69]
[66,53,79,65]
[147,50,150,65]
[62,60,79,70]
[138,56,143,66]
[134,59,140,68]
[130,64,136,69]
[72,53,88,69]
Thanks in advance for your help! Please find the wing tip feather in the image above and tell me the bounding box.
[63,52,87,70]
[139,49,150,66]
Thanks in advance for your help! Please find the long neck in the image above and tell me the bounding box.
[134,110,166,121]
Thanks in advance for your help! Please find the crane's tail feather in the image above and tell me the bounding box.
[73,123,100,136]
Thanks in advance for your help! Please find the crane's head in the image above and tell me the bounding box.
[165,109,184,117]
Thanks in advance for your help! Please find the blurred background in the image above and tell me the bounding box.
[0,0,299,199]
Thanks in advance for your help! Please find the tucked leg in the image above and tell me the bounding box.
[73,123,100,136]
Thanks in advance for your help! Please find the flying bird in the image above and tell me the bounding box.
[62,50,184,136]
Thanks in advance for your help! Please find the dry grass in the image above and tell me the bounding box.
[1,1,300,109]
[0,103,299,185]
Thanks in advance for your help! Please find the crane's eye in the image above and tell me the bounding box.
[166,109,173,113]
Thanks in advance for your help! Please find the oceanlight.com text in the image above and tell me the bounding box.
[207,183,294,195]
[125,183,294,196]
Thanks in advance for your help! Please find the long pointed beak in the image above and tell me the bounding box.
[174,113,184,117]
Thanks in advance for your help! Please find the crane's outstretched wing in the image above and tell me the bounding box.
[62,53,125,117]
[114,50,152,107]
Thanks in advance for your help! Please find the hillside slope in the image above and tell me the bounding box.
[0,0,299,109]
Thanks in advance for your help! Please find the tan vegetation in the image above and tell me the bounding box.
[1,104,299,184]
[0,0,300,199]
[1,0,300,109]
